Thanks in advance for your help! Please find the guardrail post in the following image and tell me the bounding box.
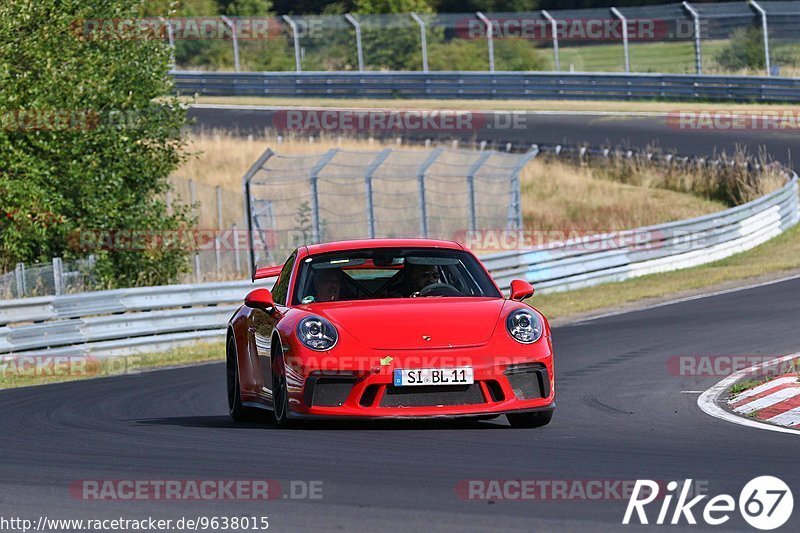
[282,15,302,72]
[610,8,630,73]
[220,15,240,72]
[242,149,274,276]
[410,13,429,72]
[508,148,539,229]
[416,148,443,238]
[53,257,63,296]
[476,12,495,72]
[14,263,25,298]
[344,14,365,72]
[466,151,493,232]
[364,149,392,239]
[749,0,771,77]
[682,2,702,74]
[309,149,340,243]
[541,10,560,72]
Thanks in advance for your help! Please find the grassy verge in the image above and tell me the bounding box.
[0,342,223,390]
[188,96,792,114]
[533,220,800,321]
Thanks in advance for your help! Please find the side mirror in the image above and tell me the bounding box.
[509,279,534,301]
[245,288,276,313]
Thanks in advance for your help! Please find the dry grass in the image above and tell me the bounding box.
[173,132,726,236]
[520,159,725,233]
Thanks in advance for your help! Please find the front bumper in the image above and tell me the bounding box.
[283,341,555,419]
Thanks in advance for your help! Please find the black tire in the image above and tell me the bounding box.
[507,410,553,428]
[227,336,263,422]
[271,345,293,428]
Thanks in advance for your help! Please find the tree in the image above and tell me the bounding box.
[0,0,193,286]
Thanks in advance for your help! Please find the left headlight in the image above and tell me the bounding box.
[297,316,338,351]
[506,309,543,344]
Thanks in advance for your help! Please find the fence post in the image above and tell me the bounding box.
[15,263,25,298]
[282,15,302,72]
[466,151,493,232]
[610,8,630,73]
[220,15,240,72]
[309,149,340,243]
[416,148,444,238]
[232,222,242,273]
[508,148,539,229]
[344,14,365,72]
[475,12,495,72]
[364,149,392,239]
[682,2,702,74]
[749,0,771,77]
[53,257,63,296]
[164,18,176,71]
[242,149,275,276]
[410,13,428,72]
[541,10,560,72]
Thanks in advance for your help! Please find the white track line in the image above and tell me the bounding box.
[697,352,800,436]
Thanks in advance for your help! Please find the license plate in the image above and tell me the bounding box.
[393,367,474,386]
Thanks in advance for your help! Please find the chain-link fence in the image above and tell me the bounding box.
[243,147,537,271]
[168,176,247,282]
[167,2,800,76]
[0,257,97,299]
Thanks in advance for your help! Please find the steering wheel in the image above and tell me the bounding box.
[412,282,461,297]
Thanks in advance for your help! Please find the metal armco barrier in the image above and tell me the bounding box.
[0,175,797,358]
[173,71,800,103]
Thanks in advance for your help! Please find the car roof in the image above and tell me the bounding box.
[303,238,464,256]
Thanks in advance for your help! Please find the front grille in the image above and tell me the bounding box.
[304,376,355,407]
[379,384,485,407]
[505,364,549,400]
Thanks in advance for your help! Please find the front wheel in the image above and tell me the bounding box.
[507,410,553,428]
[227,337,263,422]
[271,346,292,428]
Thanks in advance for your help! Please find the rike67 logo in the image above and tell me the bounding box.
[623,477,793,530]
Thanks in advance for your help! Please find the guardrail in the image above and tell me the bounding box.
[1,174,797,358]
[484,175,799,291]
[173,71,800,103]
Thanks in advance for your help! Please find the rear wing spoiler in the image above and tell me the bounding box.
[252,265,283,282]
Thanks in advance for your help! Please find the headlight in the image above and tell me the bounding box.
[297,316,338,351]
[506,309,543,344]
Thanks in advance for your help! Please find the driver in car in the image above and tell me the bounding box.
[401,264,441,297]
[312,268,343,302]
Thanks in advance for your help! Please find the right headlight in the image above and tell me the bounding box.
[506,309,543,344]
[297,316,338,351]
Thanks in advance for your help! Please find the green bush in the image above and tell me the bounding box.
[715,26,765,71]
[0,0,192,286]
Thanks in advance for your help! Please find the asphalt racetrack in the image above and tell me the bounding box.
[1,276,798,531]
[188,105,800,164]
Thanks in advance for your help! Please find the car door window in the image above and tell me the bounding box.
[270,251,296,306]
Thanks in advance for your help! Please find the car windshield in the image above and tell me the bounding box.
[293,248,501,304]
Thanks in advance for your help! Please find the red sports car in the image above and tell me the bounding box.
[226,239,554,428]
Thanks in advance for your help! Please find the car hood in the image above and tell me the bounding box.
[301,298,507,350]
